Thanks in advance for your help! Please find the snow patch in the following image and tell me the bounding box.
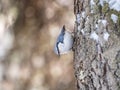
[82,11,85,18]
[90,0,95,5]
[98,19,107,27]
[99,0,104,6]
[90,0,95,13]
[95,24,98,29]
[76,13,81,23]
[81,29,85,35]
[91,10,94,13]
[103,32,110,41]
[78,25,80,31]
[102,20,107,26]
[99,0,120,11]
[111,14,118,23]
[108,0,120,11]
[90,31,99,42]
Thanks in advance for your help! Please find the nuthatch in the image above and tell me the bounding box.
[54,25,73,56]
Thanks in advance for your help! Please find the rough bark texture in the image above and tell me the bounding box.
[74,0,120,90]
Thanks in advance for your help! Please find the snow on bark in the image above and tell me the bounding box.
[74,0,120,90]
[99,0,120,11]
[111,14,118,23]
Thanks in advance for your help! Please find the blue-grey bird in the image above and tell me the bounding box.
[54,25,73,56]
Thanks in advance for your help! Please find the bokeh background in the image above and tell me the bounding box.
[0,0,76,90]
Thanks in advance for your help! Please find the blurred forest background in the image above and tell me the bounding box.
[0,0,76,90]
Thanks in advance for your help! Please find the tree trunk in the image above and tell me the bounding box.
[73,0,120,90]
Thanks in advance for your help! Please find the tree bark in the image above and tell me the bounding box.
[73,0,120,90]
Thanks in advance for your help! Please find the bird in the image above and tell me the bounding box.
[54,25,73,56]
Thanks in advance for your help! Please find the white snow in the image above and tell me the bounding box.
[76,13,81,23]
[90,31,99,42]
[91,10,94,13]
[108,0,120,11]
[111,14,118,23]
[103,32,110,41]
[82,11,85,18]
[98,19,107,27]
[99,0,120,11]
[78,27,85,35]
[78,25,80,31]
[90,0,95,13]
[81,29,85,35]
[99,0,104,6]
[95,24,98,29]
[90,0,95,5]
[102,20,107,26]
